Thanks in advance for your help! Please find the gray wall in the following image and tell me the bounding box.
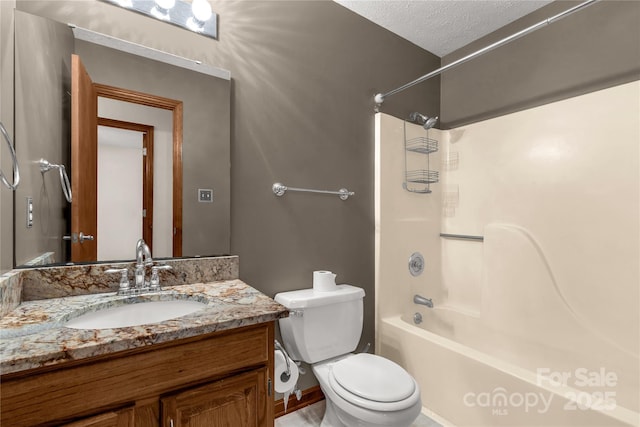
[441,0,640,128]
[0,0,16,273]
[12,0,440,390]
[222,0,439,363]
[14,10,73,266]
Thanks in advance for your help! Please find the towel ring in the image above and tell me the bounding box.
[39,159,72,203]
[0,122,20,191]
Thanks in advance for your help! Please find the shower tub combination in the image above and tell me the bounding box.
[374,80,639,426]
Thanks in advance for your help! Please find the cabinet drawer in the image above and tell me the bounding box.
[62,406,134,427]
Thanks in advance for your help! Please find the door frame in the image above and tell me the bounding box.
[94,84,183,257]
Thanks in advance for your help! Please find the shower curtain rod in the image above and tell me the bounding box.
[373,0,598,106]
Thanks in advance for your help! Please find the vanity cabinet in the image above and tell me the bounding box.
[1,323,275,427]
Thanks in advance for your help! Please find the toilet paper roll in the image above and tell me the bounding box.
[275,349,299,393]
[313,270,337,292]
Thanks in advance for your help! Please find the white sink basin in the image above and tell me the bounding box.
[65,300,207,329]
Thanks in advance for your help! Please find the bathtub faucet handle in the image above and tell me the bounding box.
[413,294,433,308]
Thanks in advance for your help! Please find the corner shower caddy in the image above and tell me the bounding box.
[403,120,439,194]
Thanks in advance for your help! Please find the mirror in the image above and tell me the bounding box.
[12,10,231,267]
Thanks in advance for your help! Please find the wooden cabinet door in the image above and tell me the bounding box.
[162,368,268,427]
[71,53,98,261]
[62,406,134,427]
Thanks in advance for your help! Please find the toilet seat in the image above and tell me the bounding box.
[328,354,420,412]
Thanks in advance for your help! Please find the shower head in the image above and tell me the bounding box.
[424,116,438,130]
[408,112,438,130]
[408,112,426,123]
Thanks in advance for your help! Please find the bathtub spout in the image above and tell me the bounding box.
[413,294,433,308]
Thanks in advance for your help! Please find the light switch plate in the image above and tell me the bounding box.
[198,188,213,203]
[26,197,33,228]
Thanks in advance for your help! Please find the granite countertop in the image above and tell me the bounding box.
[0,279,288,375]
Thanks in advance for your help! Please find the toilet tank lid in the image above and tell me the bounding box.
[274,284,365,309]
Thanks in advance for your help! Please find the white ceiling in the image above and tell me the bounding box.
[334,0,553,57]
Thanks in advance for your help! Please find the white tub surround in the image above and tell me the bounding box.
[375,81,640,426]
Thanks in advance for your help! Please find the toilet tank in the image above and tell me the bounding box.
[275,285,365,364]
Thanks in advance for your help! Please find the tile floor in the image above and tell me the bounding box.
[275,401,443,427]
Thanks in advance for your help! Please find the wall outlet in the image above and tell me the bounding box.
[198,188,213,203]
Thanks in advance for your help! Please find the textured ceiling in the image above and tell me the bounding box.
[334,0,553,57]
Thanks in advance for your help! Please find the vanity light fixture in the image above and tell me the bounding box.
[101,0,218,39]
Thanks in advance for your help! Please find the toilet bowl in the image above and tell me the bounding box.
[313,354,422,427]
[275,284,422,427]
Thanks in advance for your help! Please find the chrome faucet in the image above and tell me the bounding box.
[135,238,153,288]
[413,294,433,308]
[105,239,171,296]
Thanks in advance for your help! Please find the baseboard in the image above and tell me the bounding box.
[274,385,325,418]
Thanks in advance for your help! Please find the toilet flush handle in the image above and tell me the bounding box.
[357,342,371,354]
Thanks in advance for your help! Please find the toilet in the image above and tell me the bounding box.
[275,285,422,427]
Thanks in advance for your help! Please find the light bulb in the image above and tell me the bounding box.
[151,0,175,20]
[155,0,175,10]
[191,0,212,22]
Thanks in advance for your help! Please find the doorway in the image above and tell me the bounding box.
[95,84,183,258]
[97,118,154,260]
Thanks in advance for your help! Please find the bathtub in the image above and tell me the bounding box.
[378,313,639,427]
